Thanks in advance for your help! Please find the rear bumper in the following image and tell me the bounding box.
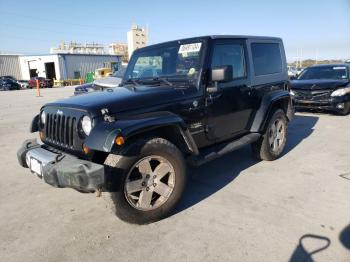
[17,139,105,192]
[293,96,350,112]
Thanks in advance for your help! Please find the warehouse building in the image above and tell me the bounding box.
[0,53,121,80]
[0,55,22,79]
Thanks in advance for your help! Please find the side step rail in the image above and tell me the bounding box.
[188,133,261,166]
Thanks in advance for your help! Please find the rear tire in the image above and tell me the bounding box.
[104,137,187,224]
[252,109,288,161]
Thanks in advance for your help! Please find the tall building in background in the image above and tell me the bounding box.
[50,42,105,54]
[108,43,128,62]
[127,24,148,59]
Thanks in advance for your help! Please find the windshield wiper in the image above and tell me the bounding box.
[124,78,140,86]
[153,77,173,87]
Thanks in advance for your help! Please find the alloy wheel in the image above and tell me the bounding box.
[124,155,175,211]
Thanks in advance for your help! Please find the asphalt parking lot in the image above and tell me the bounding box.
[0,87,349,262]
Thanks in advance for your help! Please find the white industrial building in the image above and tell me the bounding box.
[50,42,105,55]
[0,53,121,80]
[127,25,148,59]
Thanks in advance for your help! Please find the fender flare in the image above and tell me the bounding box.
[30,114,39,133]
[85,111,199,154]
[250,90,293,133]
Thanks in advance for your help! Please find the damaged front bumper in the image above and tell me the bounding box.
[17,139,105,192]
[293,95,350,112]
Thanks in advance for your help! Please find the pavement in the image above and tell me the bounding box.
[0,87,349,262]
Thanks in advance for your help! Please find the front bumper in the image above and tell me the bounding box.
[17,139,105,192]
[293,96,350,112]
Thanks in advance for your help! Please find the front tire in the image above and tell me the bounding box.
[338,102,350,116]
[252,109,288,161]
[104,137,187,224]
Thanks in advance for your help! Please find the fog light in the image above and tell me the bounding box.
[115,136,125,146]
[337,103,345,109]
[83,144,90,154]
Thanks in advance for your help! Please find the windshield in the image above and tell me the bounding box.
[124,41,204,86]
[298,66,348,80]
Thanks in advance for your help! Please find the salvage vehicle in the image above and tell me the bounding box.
[290,64,350,115]
[17,35,293,224]
[28,77,53,88]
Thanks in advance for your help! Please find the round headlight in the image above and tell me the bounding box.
[40,111,46,124]
[81,116,92,136]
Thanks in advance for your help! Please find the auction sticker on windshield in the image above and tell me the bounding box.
[178,43,202,54]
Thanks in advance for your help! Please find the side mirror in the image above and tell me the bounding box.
[211,65,233,83]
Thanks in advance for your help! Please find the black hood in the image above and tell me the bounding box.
[45,85,190,116]
[291,79,349,91]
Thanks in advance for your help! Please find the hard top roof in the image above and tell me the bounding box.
[135,35,282,51]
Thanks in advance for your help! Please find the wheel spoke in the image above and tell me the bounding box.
[138,190,153,209]
[273,138,279,150]
[126,179,143,193]
[138,160,152,176]
[154,162,171,179]
[271,123,277,134]
[277,131,284,140]
[124,155,176,211]
[276,121,283,132]
[154,182,172,198]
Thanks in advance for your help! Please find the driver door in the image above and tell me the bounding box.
[205,39,254,141]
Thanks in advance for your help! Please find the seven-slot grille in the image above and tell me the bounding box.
[44,112,79,149]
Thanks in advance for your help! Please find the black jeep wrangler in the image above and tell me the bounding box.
[17,36,293,224]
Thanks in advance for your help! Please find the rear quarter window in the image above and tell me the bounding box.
[251,43,282,76]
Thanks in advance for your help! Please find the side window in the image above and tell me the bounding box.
[251,43,282,76]
[211,43,246,79]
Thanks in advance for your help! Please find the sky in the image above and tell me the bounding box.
[0,0,349,61]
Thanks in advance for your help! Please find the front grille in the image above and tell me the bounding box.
[45,113,76,147]
[42,108,86,152]
[294,89,332,100]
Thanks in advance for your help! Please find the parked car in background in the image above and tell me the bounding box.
[17,80,29,89]
[287,66,298,78]
[73,83,95,95]
[28,77,53,88]
[0,78,21,91]
[290,64,350,115]
[74,68,124,95]
[296,67,304,75]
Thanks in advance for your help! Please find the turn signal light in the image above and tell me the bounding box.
[115,136,125,146]
[39,131,44,141]
[83,144,90,154]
